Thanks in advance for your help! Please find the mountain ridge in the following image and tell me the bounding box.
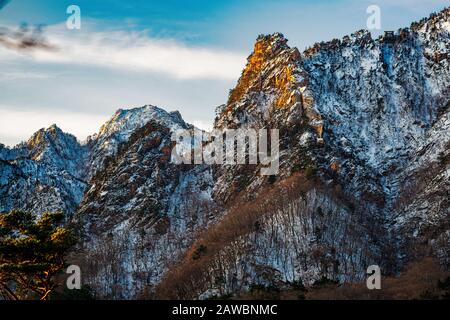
[0,7,449,299]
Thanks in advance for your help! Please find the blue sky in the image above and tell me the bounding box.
[0,0,449,146]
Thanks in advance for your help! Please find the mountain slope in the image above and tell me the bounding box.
[74,106,219,298]
[0,8,448,300]
[157,8,450,298]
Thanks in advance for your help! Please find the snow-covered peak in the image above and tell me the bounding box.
[28,124,77,150]
[86,105,188,178]
[0,124,87,215]
[95,105,186,141]
[25,124,86,175]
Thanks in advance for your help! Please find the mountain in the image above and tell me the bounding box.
[0,8,449,299]
[75,106,218,298]
[155,9,449,299]
[0,124,88,216]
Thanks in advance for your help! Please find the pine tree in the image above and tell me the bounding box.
[0,210,76,300]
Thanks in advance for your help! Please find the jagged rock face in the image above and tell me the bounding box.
[79,121,181,233]
[85,106,187,180]
[0,8,448,300]
[301,9,450,267]
[217,33,307,128]
[77,105,191,232]
[214,10,450,207]
[0,105,218,299]
[73,106,219,299]
[0,105,191,215]
[213,33,323,205]
[203,33,386,297]
[303,18,450,199]
[0,125,88,215]
[76,163,217,299]
[392,111,450,267]
[205,9,450,297]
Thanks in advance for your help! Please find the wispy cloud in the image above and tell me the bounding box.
[0,24,57,52]
[0,23,247,81]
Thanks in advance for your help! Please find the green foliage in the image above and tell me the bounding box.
[0,210,77,300]
[304,165,317,179]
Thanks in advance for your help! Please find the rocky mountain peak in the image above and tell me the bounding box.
[25,124,85,174]
[253,32,290,59]
[86,105,188,179]
[0,124,87,216]
[28,124,65,147]
[228,33,302,104]
[217,32,309,131]
[210,8,449,285]
[95,105,186,141]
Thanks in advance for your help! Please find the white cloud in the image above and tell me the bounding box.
[0,23,247,81]
[0,107,110,147]
[0,22,244,145]
[191,119,214,132]
[0,71,52,81]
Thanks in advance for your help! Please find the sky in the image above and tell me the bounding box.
[0,0,449,146]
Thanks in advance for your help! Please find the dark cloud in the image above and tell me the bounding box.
[0,0,56,52]
[0,23,57,51]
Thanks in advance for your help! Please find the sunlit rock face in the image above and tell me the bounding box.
[0,8,449,299]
